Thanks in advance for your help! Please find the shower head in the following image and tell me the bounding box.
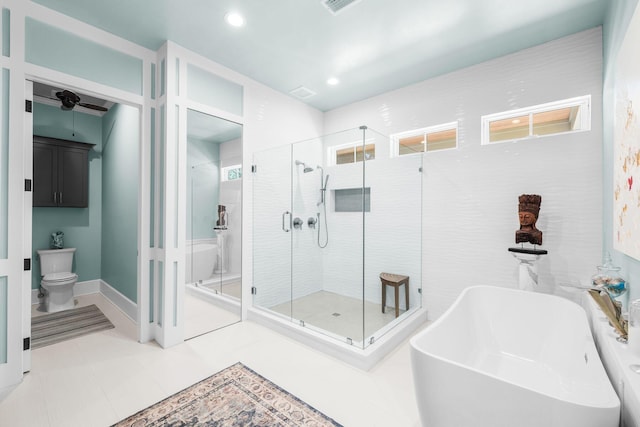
[295,160,314,173]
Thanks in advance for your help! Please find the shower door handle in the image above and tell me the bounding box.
[282,211,291,232]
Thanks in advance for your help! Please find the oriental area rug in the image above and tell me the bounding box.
[112,362,342,427]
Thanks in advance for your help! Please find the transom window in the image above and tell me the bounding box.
[481,95,591,144]
[221,164,242,181]
[331,141,376,165]
[391,122,458,157]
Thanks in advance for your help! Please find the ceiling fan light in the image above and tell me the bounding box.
[60,98,76,109]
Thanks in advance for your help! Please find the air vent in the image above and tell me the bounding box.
[289,86,317,100]
[322,0,362,15]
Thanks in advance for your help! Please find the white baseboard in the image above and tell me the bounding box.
[99,280,137,322]
[31,279,137,322]
[76,279,102,296]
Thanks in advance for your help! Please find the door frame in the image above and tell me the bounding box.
[20,71,148,369]
[0,1,155,390]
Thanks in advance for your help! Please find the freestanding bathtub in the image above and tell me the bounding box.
[185,239,217,284]
[410,285,620,427]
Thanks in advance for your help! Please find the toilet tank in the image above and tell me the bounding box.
[37,248,76,275]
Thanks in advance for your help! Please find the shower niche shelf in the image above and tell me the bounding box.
[334,187,370,212]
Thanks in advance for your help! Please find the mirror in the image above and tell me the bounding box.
[184,109,242,339]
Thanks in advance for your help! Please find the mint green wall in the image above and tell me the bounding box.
[603,0,640,301]
[187,64,243,116]
[187,137,219,240]
[32,101,140,302]
[101,104,139,303]
[25,18,143,95]
[32,103,102,289]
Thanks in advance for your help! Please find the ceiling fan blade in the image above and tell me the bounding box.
[40,95,61,102]
[78,102,108,112]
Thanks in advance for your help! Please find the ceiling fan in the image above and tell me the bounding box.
[54,89,108,112]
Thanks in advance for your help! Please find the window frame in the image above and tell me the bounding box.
[390,121,458,157]
[221,163,242,182]
[329,138,376,166]
[481,95,591,145]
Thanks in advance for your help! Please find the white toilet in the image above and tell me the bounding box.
[37,248,78,312]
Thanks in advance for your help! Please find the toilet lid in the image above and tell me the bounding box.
[43,272,77,282]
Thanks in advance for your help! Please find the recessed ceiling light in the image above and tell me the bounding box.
[225,12,245,27]
[327,77,340,86]
[512,119,521,124]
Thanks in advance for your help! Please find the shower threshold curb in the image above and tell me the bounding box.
[247,306,428,371]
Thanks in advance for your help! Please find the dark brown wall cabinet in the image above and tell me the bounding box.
[33,136,94,208]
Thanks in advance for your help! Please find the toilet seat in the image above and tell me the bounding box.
[42,272,78,283]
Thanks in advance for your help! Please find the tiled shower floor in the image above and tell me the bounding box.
[269,290,406,342]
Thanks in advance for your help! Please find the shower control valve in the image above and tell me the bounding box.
[293,217,304,230]
[307,217,317,229]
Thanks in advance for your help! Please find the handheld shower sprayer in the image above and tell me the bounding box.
[320,170,329,205]
[316,165,329,248]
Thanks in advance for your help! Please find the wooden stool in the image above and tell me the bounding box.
[380,272,409,318]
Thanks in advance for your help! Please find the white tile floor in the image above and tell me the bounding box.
[183,291,241,339]
[0,293,424,427]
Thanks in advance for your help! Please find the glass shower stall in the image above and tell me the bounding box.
[252,126,422,348]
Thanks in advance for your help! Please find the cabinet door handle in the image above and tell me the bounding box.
[59,192,62,204]
[53,192,57,203]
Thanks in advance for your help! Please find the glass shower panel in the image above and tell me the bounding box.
[252,126,423,349]
[252,144,293,319]
[363,128,423,347]
[291,128,365,345]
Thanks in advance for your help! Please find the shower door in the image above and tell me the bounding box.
[252,144,293,319]
[252,128,368,346]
